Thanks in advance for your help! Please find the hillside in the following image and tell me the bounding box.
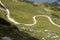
[0,0,60,40]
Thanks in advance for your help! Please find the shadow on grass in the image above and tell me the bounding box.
[0,17,38,40]
[51,14,60,19]
[0,17,11,26]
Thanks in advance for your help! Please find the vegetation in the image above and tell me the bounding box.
[0,0,60,40]
[0,17,38,40]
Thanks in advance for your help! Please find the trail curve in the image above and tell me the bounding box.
[24,15,60,27]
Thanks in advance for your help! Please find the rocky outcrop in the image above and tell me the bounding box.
[53,0,60,6]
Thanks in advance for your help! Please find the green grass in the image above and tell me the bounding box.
[0,0,60,40]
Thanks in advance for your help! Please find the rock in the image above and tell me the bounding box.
[1,37,12,40]
[53,0,60,6]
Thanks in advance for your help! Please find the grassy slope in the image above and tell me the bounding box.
[0,0,60,40]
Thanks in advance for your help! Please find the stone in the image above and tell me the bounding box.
[1,37,12,40]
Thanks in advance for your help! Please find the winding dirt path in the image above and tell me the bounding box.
[0,1,20,24]
[0,1,60,27]
[6,9,20,24]
[24,15,60,27]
